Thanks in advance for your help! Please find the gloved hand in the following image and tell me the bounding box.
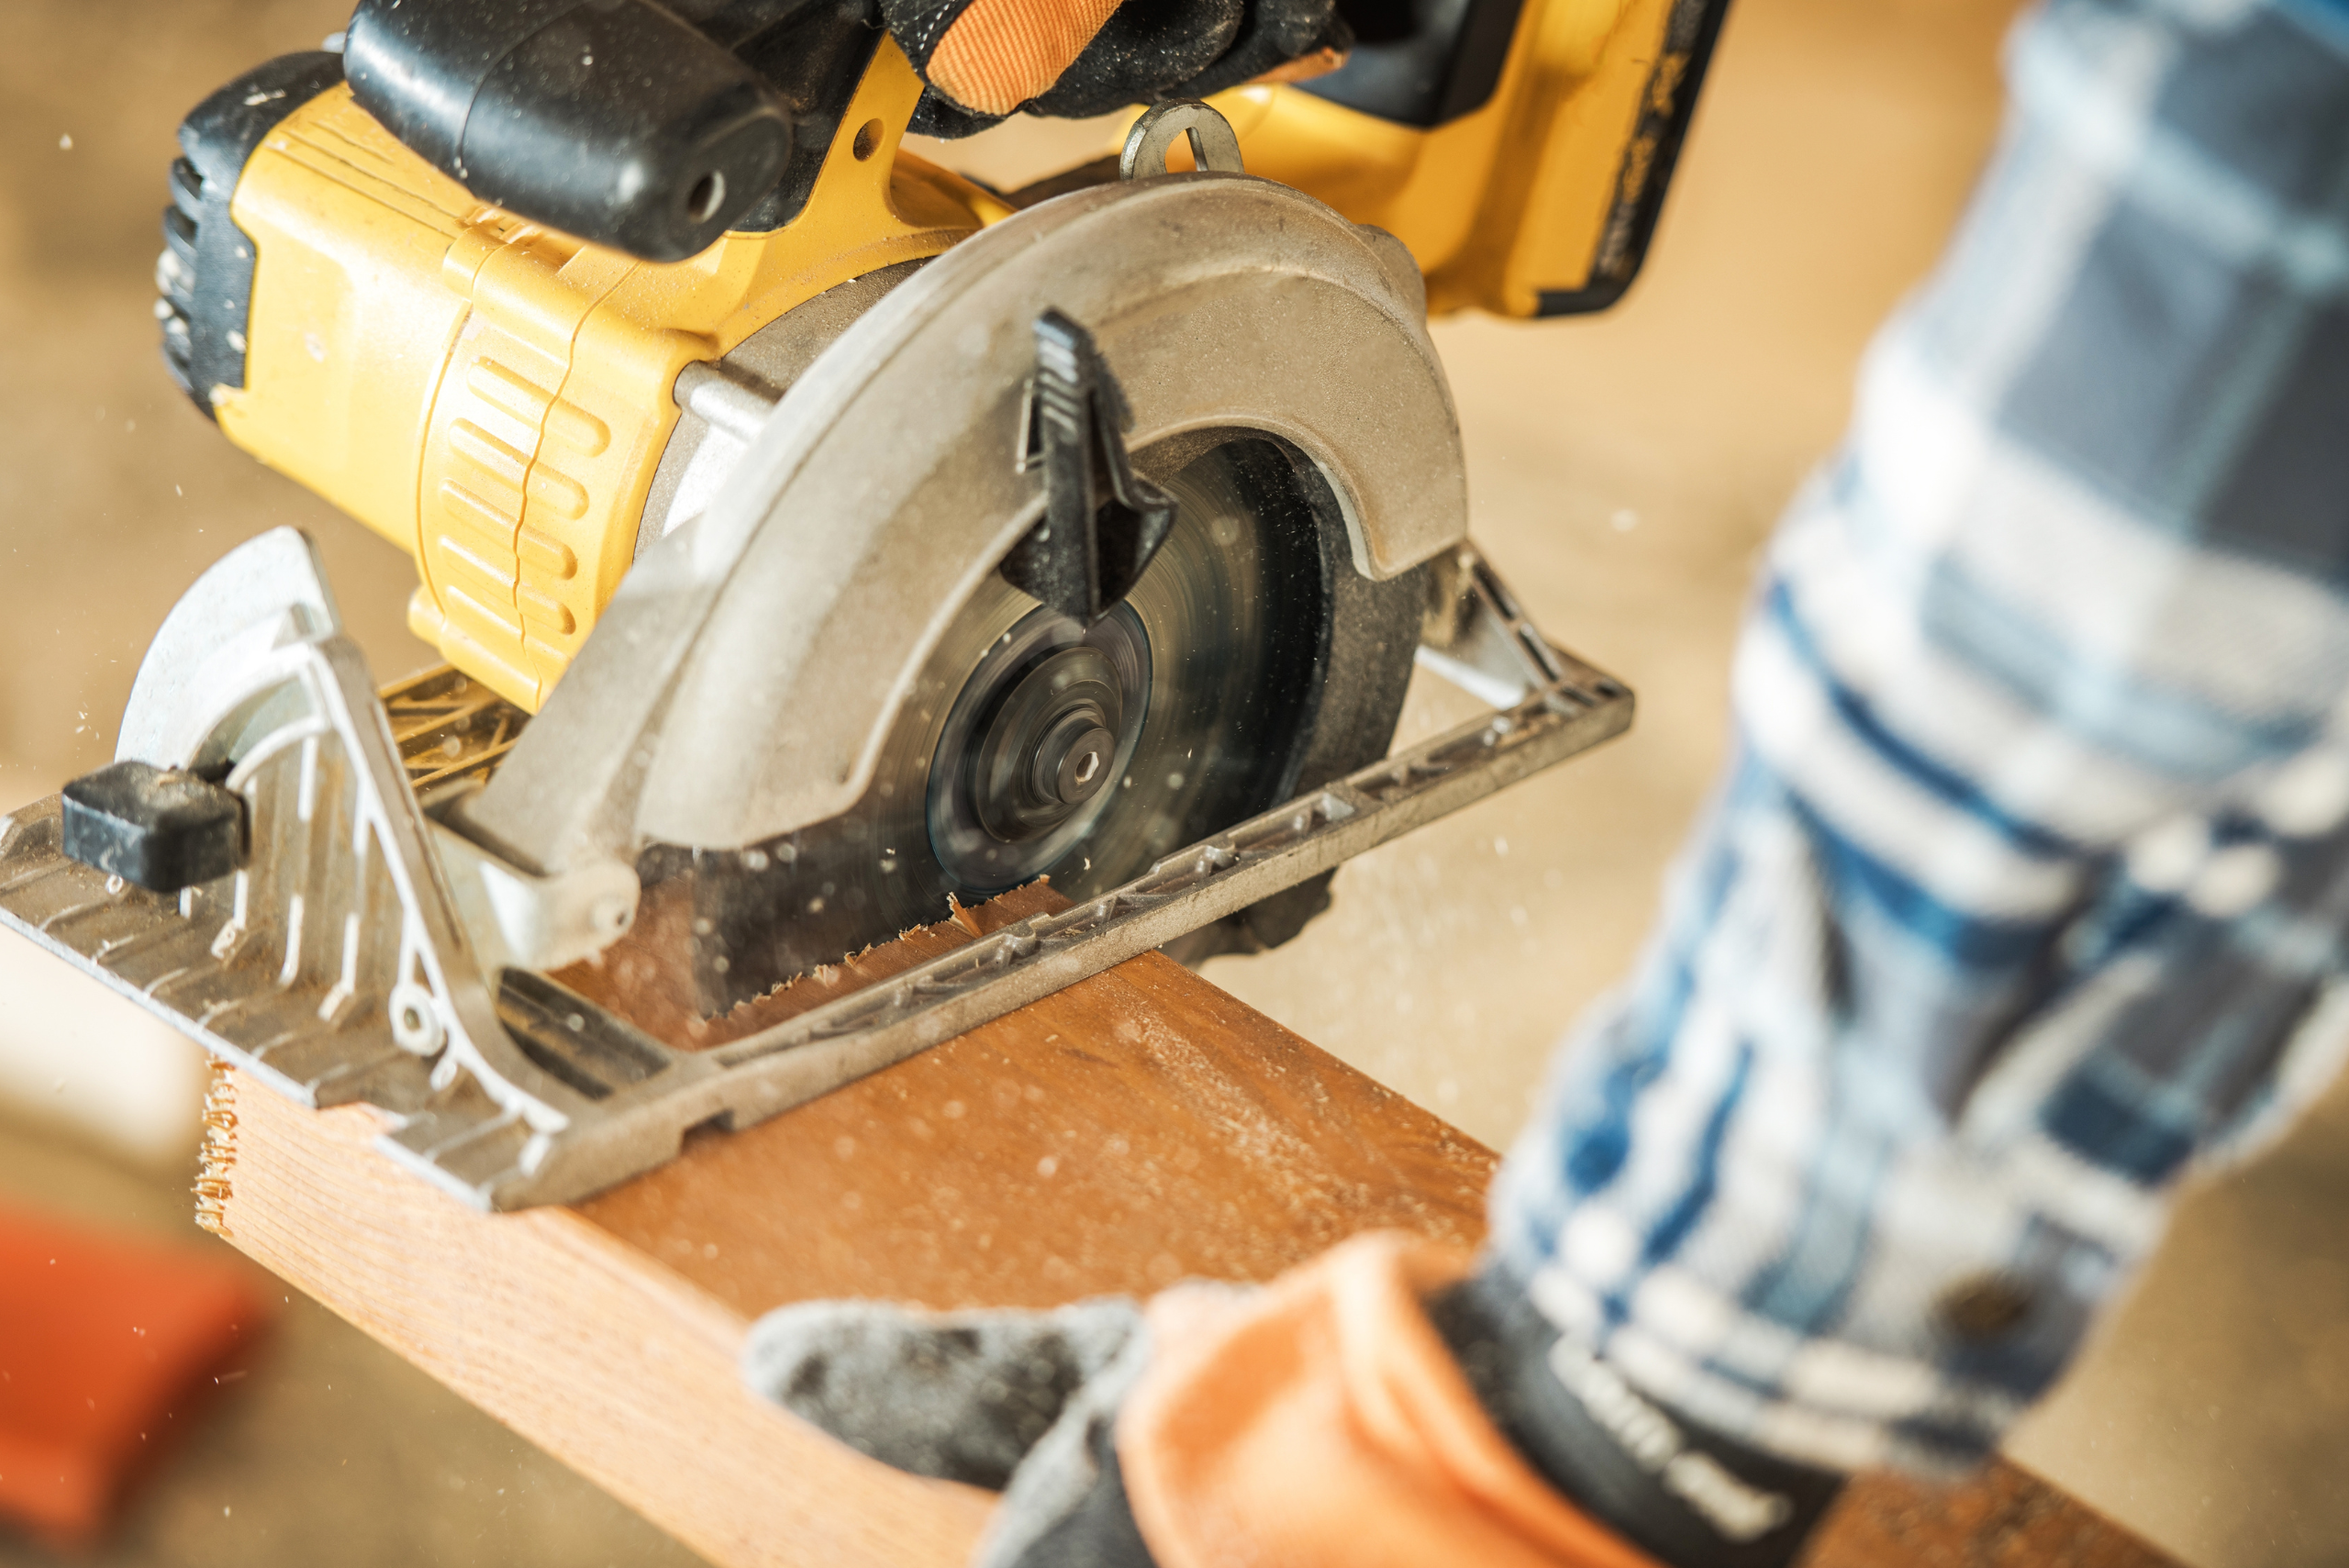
[882,0,1351,137]
[740,1233,1846,1568]
[744,1292,1160,1566]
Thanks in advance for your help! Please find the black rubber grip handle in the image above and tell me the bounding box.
[346,0,796,261]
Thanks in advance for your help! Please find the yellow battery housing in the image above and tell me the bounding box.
[1212,0,1720,317]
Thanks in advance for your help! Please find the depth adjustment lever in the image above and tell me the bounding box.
[1000,309,1176,624]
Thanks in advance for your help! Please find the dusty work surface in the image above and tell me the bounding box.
[208,893,1496,1568]
[205,889,2176,1568]
[560,884,1497,1307]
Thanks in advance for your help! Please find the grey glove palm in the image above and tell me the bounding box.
[741,1296,1160,1568]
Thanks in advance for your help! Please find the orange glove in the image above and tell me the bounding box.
[907,0,1129,117]
[1120,1233,1664,1568]
[885,0,1352,135]
[743,1232,1842,1567]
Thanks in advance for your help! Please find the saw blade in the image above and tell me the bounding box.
[663,435,1338,1010]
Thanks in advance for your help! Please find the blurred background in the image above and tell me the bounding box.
[4,0,2347,1562]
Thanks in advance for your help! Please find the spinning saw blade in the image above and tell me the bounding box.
[672,435,1390,1009]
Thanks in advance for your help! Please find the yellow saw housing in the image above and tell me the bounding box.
[215,49,1008,708]
[1208,0,1711,317]
[169,0,1726,710]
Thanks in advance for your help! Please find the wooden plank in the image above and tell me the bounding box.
[1807,1463,2184,1568]
[206,887,1491,1568]
[203,890,2179,1568]
[211,1075,985,1568]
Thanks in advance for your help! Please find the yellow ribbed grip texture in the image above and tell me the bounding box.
[216,42,1008,710]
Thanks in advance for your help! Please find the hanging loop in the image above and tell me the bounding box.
[1119,100,1244,181]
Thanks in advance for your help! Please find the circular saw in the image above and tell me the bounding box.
[0,0,1726,1206]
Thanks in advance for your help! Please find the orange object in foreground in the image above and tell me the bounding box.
[0,1202,270,1548]
[1122,1231,1666,1568]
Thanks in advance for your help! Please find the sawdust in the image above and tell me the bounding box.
[549,879,1067,1052]
[193,1058,237,1238]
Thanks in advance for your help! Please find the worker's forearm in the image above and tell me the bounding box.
[1489,0,2349,1480]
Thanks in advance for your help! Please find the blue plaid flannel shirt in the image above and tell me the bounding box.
[1490,0,2349,1476]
